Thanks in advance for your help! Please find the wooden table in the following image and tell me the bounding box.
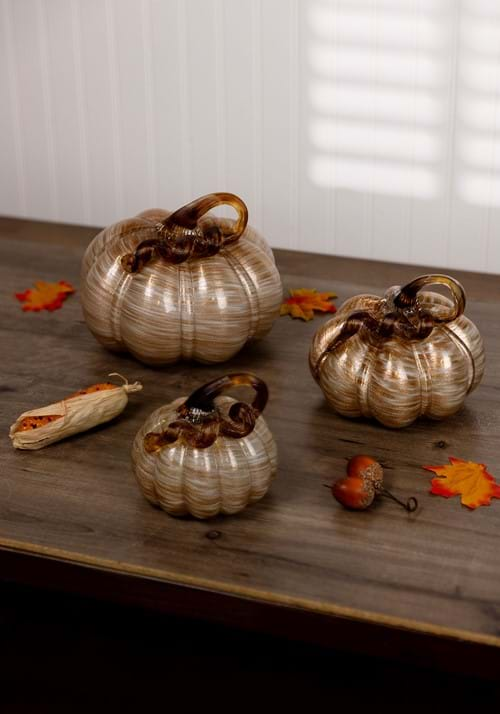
[1,217,500,677]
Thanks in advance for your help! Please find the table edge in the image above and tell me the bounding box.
[1,537,499,650]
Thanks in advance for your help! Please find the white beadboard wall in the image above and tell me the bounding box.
[1,0,500,273]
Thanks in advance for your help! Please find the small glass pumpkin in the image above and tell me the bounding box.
[309,274,485,428]
[131,373,277,519]
[80,193,282,365]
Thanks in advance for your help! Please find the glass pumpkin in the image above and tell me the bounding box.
[309,274,485,428]
[80,193,282,365]
[131,373,278,519]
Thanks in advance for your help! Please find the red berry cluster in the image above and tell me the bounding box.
[331,455,417,513]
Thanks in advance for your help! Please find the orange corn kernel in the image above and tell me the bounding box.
[66,383,117,399]
[15,414,63,432]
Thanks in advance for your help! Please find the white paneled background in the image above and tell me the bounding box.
[1,0,500,273]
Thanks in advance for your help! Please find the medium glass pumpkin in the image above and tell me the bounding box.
[131,373,277,519]
[309,274,485,428]
[80,193,282,365]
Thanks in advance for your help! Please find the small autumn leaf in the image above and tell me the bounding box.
[15,280,75,312]
[424,456,500,510]
[280,288,337,321]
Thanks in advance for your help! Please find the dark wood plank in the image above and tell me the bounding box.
[1,216,500,670]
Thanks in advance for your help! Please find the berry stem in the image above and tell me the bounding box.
[379,487,418,512]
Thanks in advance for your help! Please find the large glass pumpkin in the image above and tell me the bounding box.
[309,274,485,428]
[80,193,282,365]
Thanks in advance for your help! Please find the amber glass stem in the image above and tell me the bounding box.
[394,274,466,323]
[122,193,249,273]
[184,373,268,417]
[162,192,248,242]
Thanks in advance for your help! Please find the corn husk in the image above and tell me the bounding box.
[9,373,142,450]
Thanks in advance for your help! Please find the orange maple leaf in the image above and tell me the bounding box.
[424,457,500,509]
[15,280,75,312]
[280,288,337,321]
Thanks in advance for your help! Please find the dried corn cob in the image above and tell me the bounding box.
[9,373,142,450]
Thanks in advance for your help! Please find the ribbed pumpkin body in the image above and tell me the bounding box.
[132,396,278,519]
[80,208,282,365]
[310,289,485,429]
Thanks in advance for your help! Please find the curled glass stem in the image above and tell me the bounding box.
[310,273,467,380]
[144,373,268,453]
[394,273,466,323]
[121,192,248,272]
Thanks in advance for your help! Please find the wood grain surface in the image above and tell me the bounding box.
[1,216,500,672]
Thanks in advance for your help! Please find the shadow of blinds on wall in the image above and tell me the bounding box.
[308,0,448,199]
[456,1,500,207]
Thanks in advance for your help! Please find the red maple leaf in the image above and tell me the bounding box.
[424,456,500,509]
[15,280,75,312]
[280,288,337,321]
